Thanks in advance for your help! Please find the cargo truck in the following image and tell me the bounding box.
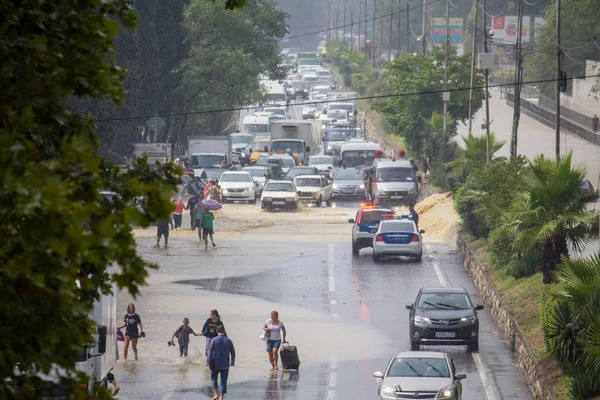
[268,120,321,165]
[188,136,232,176]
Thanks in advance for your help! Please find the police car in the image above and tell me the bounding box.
[372,215,424,262]
[348,204,395,256]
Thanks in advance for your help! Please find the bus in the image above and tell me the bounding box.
[297,52,320,67]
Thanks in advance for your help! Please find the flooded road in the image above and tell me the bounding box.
[112,194,533,400]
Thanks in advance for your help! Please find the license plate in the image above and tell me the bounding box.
[343,190,354,194]
[435,332,456,338]
[391,195,403,199]
[273,201,285,205]
[369,228,377,233]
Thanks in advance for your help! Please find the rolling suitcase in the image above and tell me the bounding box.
[280,341,300,370]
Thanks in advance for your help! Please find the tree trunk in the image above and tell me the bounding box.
[541,239,556,284]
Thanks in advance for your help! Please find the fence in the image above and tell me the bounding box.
[537,94,595,131]
[506,91,600,146]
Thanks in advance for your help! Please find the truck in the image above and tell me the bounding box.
[268,120,321,165]
[132,143,172,164]
[326,91,358,104]
[187,136,232,176]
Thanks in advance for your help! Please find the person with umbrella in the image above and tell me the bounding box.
[193,199,221,249]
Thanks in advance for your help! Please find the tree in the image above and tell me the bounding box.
[0,2,181,398]
[492,153,599,284]
[372,47,485,164]
[177,0,288,138]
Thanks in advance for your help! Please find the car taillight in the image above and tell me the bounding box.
[375,234,384,242]
[356,210,363,225]
[412,234,419,242]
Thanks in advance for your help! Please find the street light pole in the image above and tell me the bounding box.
[421,0,427,53]
[482,0,491,164]
[467,0,479,134]
[443,0,449,135]
[555,0,561,161]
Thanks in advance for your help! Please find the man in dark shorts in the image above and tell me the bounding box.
[156,216,173,248]
[199,209,216,250]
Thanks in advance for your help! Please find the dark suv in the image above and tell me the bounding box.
[406,287,484,352]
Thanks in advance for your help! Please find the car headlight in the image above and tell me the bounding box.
[380,385,396,398]
[437,386,453,398]
[263,197,272,201]
[359,184,365,189]
[414,316,432,324]
[286,197,295,202]
[408,187,416,194]
[333,183,339,189]
[244,186,253,192]
[460,316,477,324]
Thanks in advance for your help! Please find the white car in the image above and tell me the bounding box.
[302,104,317,119]
[308,155,334,178]
[372,216,424,262]
[261,180,299,211]
[263,107,287,119]
[219,171,257,204]
[293,175,333,207]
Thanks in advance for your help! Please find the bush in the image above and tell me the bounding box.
[429,159,451,190]
[351,73,369,94]
[566,369,600,400]
[454,185,489,238]
[504,247,540,278]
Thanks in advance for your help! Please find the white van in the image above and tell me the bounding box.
[241,115,270,135]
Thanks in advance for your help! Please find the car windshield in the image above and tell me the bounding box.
[328,111,347,120]
[202,169,224,180]
[220,173,252,183]
[231,135,253,144]
[256,156,271,165]
[265,182,295,192]
[387,358,450,378]
[243,168,267,178]
[309,156,333,165]
[418,293,472,310]
[286,168,316,178]
[271,141,304,154]
[294,177,321,187]
[264,108,285,116]
[192,155,225,168]
[381,221,415,232]
[327,130,351,141]
[331,104,353,113]
[360,210,393,223]
[268,157,296,168]
[242,123,269,134]
[335,170,361,180]
[377,167,415,182]
[268,93,286,102]
[316,71,330,77]
[342,150,376,167]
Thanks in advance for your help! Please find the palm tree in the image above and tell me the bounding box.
[493,153,599,284]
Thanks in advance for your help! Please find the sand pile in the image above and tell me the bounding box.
[415,193,459,243]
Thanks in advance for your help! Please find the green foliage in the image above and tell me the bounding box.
[0,1,179,398]
[542,254,600,399]
[327,41,378,90]
[492,153,599,284]
[372,47,485,165]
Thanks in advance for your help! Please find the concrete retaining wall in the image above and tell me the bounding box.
[456,231,555,400]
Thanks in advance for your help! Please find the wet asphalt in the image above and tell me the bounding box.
[111,102,534,399]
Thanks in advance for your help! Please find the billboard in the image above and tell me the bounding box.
[491,16,530,44]
[430,18,463,45]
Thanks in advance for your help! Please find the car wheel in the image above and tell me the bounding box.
[373,253,381,262]
[415,251,422,262]
[410,339,420,351]
[326,198,332,207]
[316,196,322,207]
[468,339,479,353]
[352,241,359,256]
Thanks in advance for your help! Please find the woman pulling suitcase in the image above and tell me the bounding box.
[263,311,287,371]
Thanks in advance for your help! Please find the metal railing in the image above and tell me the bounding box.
[506,91,600,146]
[537,93,596,131]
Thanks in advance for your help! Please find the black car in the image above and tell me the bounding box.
[284,166,319,180]
[406,287,484,352]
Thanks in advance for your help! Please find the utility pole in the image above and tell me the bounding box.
[406,0,410,52]
[482,0,491,164]
[421,0,427,53]
[555,0,561,161]
[443,0,449,135]
[343,0,347,45]
[397,0,402,56]
[511,0,524,158]
[364,0,367,51]
[467,0,479,133]
[359,0,362,51]
[378,0,383,66]
[388,0,393,62]
[327,0,331,43]
[351,10,354,50]
[335,0,340,40]
[371,0,377,66]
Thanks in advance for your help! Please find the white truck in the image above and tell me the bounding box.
[326,91,358,103]
[269,120,321,165]
[132,143,172,164]
[188,136,233,176]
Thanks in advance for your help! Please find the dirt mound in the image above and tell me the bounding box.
[416,193,459,243]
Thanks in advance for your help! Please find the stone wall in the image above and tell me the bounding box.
[456,231,555,400]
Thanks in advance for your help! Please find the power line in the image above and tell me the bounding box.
[285,0,442,39]
[95,74,600,123]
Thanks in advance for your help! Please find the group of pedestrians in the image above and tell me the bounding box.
[118,305,289,399]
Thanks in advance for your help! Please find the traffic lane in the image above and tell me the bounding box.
[329,241,533,400]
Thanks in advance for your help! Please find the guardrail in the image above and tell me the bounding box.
[506,91,600,146]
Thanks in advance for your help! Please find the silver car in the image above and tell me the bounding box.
[373,217,424,261]
[374,351,466,400]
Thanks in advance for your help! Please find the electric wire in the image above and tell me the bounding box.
[95,73,600,122]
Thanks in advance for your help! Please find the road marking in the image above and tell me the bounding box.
[331,313,339,319]
[330,299,337,305]
[160,391,174,400]
[328,244,335,293]
[428,245,495,400]
[214,272,224,292]
[329,372,337,387]
[327,390,336,400]
[473,353,497,400]
[330,356,338,369]
[282,373,290,381]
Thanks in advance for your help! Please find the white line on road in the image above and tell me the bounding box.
[473,353,497,400]
[330,356,338,369]
[331,313,339,319]
[428,245,494,400]
[160,391,173,400]
[327,390,336,400]
[328,244,335,293]
[330,299,337,305]
[282,373,290,381]
[214,272,224,292]
[329,372,337,387]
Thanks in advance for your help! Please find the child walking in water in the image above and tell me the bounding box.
[198,208,216,250]
[171,318,201,358]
